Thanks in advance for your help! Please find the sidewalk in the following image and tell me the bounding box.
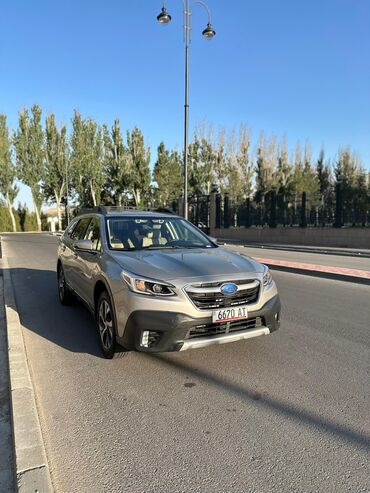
[218,239,370,258]
[224,244,370,285]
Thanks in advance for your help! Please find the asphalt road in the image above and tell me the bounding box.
[2,233,370,493]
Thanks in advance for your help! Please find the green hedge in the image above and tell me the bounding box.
[0,206,22,232]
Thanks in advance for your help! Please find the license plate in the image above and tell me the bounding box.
[212,305,248,323]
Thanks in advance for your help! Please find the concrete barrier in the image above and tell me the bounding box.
[214,227,370,249]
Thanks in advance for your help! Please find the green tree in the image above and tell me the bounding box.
[70,111,104,207]
[0,114,18,231]
[301,145,319,197]
[126,127,151,206]
[188,135,202,195]
[335,147,358,222]
[254,133,277,204]
[316,149,332,197]
[14,105,45,231]
[316,149,334,224]
[214,130,228,193]
[44,114,68,229]
[353,166,369,226]
[103,120,131,205]
[227,127,254,202]
[188,129,216,196]
[153,142,182,206]
[276,137,293,196]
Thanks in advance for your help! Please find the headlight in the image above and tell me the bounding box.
[263,267,273,288]
[121,272,175,296]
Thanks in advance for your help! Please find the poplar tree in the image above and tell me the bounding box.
[103,119,131,205]
[70,111,104,207]
[227,127,253,201]
[44,114,68,229]
[316,149,332,198]
[153,142,182,206]
[335,147,358,219]
[188,135,202,195]
[14,105,45,231]
[126,127,151,206]
[214,130,228,193]
[0,114,18,231]
[275,137,293,224]
[353,167,368,225]
[254,133,277,204]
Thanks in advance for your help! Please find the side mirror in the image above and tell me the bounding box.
[74,239,94,251]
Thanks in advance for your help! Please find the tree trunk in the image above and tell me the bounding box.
[33,195,42,231]
[6,193,16,232]
[54,192,62,231]
[90,180,97,207]
[133,189,140,206]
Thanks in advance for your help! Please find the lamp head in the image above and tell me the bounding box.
[202,22,216,40]
[157,6,172,24]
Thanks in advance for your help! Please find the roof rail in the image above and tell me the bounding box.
[76,205,176,216]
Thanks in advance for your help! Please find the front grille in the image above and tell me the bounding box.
[185,279,260,310]
[187,317,263,339]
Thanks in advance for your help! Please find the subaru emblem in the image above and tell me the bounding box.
[220,283,238,296]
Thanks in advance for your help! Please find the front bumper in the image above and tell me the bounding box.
[119,294,281,353]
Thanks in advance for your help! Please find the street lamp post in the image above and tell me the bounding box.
[157,1,216,220]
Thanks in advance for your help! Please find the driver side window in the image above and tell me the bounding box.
[84,217,101,251]
[70,218,90,241]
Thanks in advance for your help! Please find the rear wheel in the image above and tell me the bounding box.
[96,291,129,359]
[58,265,73,305]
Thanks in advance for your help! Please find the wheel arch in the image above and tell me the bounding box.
[93,279,119,335]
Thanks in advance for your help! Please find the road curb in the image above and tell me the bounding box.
[261,262,370,286]
[1,250,53,492]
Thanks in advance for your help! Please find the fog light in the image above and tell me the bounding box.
[141,331,149,347]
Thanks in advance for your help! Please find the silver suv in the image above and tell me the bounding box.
[57,208,281,359]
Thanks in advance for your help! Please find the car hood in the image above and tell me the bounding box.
[110,247,264,282]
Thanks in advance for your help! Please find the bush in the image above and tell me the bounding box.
[0,206,13,232]
[23,211,39,231]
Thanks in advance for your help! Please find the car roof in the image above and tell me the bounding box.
[76,207,179,219]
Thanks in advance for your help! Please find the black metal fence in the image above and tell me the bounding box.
[188,195,210,233]
[175,185,369,229]
[219,187,369,228]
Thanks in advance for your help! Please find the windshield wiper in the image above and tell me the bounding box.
[140,244,208,250]
[139,245,182,250]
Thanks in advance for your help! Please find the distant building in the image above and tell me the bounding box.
[43,208,61,232]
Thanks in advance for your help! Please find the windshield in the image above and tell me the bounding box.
[106,216,216,251]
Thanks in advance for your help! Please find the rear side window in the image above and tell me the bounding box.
[70,218,90,241]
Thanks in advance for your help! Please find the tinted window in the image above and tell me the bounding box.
[70,218,90,241]
[84,217,101,251]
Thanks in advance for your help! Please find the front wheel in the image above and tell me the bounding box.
[96,291,129,359]
[58,265,73,305]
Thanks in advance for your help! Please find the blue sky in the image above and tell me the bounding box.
[1,0,369,208]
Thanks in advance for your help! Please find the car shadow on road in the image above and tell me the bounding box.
[148,353,370,452]
[7,267,102,358]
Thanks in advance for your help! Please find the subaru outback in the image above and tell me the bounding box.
[57,207,281,358]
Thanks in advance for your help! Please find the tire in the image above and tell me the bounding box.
[96,291,129,359]
[58,265,73,305]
